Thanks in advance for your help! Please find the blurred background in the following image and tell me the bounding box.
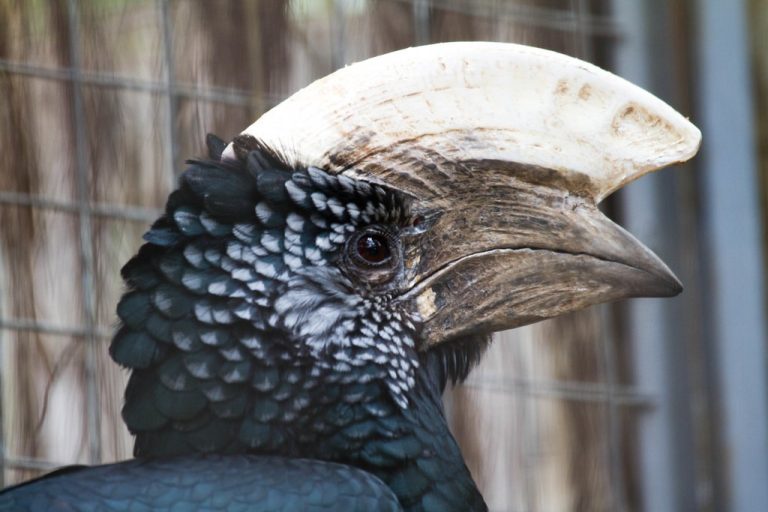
[0,0,766,511]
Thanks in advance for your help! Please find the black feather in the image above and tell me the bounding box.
[182,164,256,220]
[157,356,195,392]
[153,384,207,421]
[206,133,227,161]
[121,251,161,290]
[422,334,492,389]
[251,158,292,205]
[122,373,169,431]
[143,223,182,247]
[231,135,291,171]
[116,291,151,329]
[110,326,162,369]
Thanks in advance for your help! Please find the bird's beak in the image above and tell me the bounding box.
[397,175,681,347]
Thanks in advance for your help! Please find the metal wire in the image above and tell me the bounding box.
[159,0,180,174]
[0,191,161,222]
[0,253,5,488]
[397,0,623,38]
[0,319,112,340]
[0,59,277,107]
[0,1,650,507]
[65,0,101,465]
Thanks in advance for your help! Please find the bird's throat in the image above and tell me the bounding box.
[297,353,488,512]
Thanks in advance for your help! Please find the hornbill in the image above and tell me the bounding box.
[0,42,700,511]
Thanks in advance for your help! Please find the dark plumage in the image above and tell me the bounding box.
[0,455,401,511]
[4,135,488,511]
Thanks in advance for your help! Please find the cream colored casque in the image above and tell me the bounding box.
[223,41,701,203]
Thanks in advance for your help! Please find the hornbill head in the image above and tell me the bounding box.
[113,43,700,454]
[224,42,700,385]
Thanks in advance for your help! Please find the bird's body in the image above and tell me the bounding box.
[0,455,402,511]
[0,43,700,511]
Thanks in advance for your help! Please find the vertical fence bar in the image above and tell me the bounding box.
[694,0,768,510]
[572,2,628,509]
[330,0,347,70]
[597,304,627,512]
[66,0,101,465]
[412,0,430,46]
[0,274,5,486]
[569,0,590,59]
[613,0,699,510]
[522,338,539,512]
[160,0,179,176]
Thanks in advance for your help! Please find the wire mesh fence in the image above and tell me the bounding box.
[0,1,670,510]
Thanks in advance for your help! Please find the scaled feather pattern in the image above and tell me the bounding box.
[107,135,487,511]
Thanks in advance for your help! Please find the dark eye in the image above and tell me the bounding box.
[356,233,391,264]
[346,227,400,274]
[344,227,401,285]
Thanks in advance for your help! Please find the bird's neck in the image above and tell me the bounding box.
[297,352,487,512]
[125,328,487,511]
[225,347,486,511]
[374,360,488,512]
